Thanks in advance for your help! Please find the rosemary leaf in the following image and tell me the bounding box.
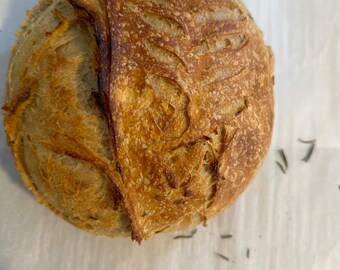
[173,228,197,239]
[278,149,288,169]
[298,138,316,144]
[276,161,286,174]
[215,252,230,262]
[302,143,315,162]
[173,235,193,239]
[220,234,233,239]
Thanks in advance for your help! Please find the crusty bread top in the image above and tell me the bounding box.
[67,0,274,242]
[4,0,274,242]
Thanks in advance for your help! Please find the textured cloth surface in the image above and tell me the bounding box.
[0,0,339,269]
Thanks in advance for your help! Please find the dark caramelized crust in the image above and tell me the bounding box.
[4,0,274,242]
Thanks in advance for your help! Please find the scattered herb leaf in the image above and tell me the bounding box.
[278,149,288,169]
[173,228,197,239]
[298,138,316,144]
[173,235,192,239]
[215,252,230,262]
[246,248,250,258]
[302,143,315,162]
[276,161,286,174]
[220,234,233,239]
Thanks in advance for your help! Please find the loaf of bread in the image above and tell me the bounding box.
[3,0,274,242]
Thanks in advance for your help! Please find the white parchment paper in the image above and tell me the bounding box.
[1,0,339,269]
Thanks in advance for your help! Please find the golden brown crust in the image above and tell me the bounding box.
[98,0,274,241]
[3,0,274,242]
[3,0,130,238]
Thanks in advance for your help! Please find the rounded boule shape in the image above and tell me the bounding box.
[3,0,274,241]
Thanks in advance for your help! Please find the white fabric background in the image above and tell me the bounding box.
[0,0,339,269]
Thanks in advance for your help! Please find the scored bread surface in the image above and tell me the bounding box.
[4,0,130,238]
[3,0,274,241]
